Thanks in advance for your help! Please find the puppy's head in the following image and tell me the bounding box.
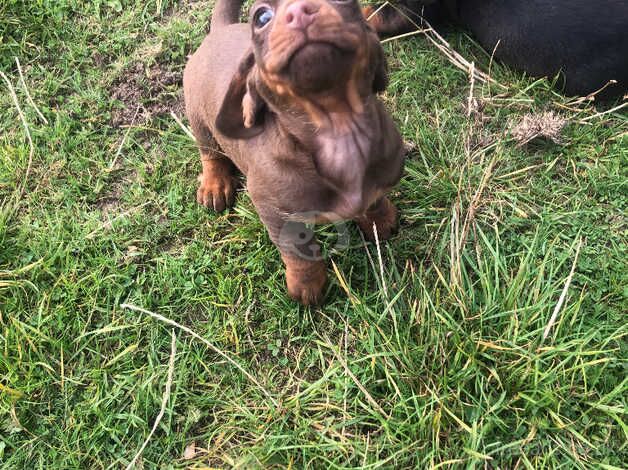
[216,0,388,139]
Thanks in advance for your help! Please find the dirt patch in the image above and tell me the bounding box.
[156,228,195,255]
[94,169,138,215]
[510,111,567,146]
[95,198,121,216]
[110,62,184,127]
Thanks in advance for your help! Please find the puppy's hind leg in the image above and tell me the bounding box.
[195,133,238,212]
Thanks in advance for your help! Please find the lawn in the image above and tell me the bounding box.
[1,0,626,468]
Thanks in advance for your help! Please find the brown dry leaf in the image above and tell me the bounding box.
[183,442,197,460]
[510,111,567,146]
[9,404,24,434]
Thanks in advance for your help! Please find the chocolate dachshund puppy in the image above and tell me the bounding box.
[184,0,404,304]
[365,0,628,99]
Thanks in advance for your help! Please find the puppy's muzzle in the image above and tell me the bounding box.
[264,0,363,77]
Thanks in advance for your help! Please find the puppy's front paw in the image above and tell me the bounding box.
[284,258,327,305]
[356,197,398,242]
[197,173,236,212]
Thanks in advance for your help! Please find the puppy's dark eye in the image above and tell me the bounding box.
[253,7,274,28]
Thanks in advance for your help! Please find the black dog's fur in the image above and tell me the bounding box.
[367,0,628,99]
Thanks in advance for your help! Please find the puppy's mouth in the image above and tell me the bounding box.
[286,42,354,92]
[264,27,362,77]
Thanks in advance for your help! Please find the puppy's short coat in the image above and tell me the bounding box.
[184,0,404,304]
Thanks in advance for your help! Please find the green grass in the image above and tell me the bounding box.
[1,0,627,467]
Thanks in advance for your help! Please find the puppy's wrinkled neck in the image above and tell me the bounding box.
[267,81,384,210]
[312,104,379,198]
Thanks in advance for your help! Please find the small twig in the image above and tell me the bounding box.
[567,79,618,106]
[15,57,48,124]
[542,238,583,342]
[121,303,278,407]
[126,330,177,470]
[170,111,196,141]
[460,155,496,247]
[365,0,389,21]
[331,259,359,305]
[372,222,388,299]
[1,71,34,198]
[360,229,379,282]
[580,101,627,122]
[449,198,462,289]
[378,4,505,89]
[380,28,430,44]
[424,24,500,86]
[342,319,348,438]
[110,105,140,170]
[467,62,475,117]
[486,40,501,95]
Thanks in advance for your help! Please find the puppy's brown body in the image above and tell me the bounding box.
[184,0,404,304]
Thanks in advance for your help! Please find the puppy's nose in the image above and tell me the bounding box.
[284,0,319,30]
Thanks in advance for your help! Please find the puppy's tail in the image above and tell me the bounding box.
[211,0,243,30]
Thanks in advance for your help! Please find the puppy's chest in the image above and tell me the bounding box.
[313,132,384,218]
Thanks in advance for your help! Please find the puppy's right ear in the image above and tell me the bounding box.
[216,50,266,139]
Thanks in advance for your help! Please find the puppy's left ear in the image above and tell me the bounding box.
[368,31,389,93]
[216,50,266,139]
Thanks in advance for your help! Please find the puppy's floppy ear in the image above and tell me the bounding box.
[368,31,389,93]
[216,50,266,139]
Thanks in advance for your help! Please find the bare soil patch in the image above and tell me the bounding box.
[94,169,138,215]
[110,62,184,127]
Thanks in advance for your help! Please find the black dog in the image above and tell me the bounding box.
[365,0,628,99]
